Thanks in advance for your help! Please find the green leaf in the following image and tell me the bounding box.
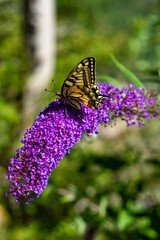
[98,195,108,219]
[109,110,114,118]
[143,228,158,239]
[74,216,86,235]
[117,210,134,230]
[111,55,146,89]
[97,75,122,89]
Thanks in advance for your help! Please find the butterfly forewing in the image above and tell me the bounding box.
[56,57,106,110]
[65,57,95,87]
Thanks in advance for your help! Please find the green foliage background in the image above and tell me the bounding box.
[0,0,160,239]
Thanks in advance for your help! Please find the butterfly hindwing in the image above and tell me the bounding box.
[66,85,92,109]
[67,98,82,110]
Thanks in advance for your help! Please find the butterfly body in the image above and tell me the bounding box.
[56,57,108,110]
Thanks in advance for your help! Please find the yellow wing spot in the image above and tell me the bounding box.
[65,81,73,87]
[78,63,83,68]
[72,72,77,76]
[76,74,83,77]
[72,93,83,97]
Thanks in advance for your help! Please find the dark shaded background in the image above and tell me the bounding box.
[0,0,160,239]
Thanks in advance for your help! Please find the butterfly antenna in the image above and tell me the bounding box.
[45,88,52,92]
[45,88,57,98]
[52,79,55,87]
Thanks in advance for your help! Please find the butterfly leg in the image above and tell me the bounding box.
[64,104,68,116]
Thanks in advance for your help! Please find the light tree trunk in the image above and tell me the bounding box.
[23,0,56,128]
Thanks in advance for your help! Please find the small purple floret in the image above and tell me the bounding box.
[6,83,159,204]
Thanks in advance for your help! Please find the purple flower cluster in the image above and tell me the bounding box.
[6,83,159,204]
[99,83,159,127]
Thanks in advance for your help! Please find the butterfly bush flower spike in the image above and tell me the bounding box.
[6,83,159,204]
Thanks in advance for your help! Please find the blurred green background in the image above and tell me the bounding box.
[0,0,160,239]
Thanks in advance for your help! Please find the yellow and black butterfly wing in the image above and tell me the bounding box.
[66,86,86,110]
[56,57,103,110]
[62,57,95,90]
[66,82,94,110]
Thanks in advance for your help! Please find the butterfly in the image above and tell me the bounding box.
[56,57,109,110]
